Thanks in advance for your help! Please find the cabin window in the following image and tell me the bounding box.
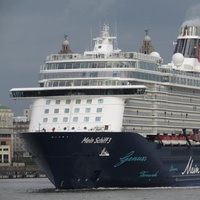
[54,109,59,113]
[64,108,70,113]
[96,108,102,113]
[95,117,101,122]
[87,99,92,104]
[73,117,78,122]
[66,99,71,104]
[98,99,104,104]
[53,118,58,122]
[43,118,48,123]
[74,108,80,113]
[63,117,68,122]
[76,99,81,104]
[55,100,61,104]
[44,109,49,114]
[46,100,51,105]
[84,117,89,122]
[85,108,91,113]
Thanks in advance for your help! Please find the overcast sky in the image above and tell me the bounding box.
[1,0,200,116]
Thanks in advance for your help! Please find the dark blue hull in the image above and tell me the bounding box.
[20,132,200,189]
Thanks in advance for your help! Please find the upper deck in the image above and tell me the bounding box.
[44,51,162,64]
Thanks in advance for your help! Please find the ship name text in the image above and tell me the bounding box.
[81,137,112,144]
[182,156,200,175]
[114,150,147,168]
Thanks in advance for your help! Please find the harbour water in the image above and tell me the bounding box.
[1,178,200,200]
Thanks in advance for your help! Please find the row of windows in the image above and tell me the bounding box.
[0,134,11,138]
[42,61,159,72]
[42,61,135,70]
[12,87,145,98]
[46,99,103,105]
[0,148,9,151]
[44,79,124,88]
[43,116,101,123]
[40,71,157,81]
[44,107,103,114]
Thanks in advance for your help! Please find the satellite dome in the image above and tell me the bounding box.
[150,51,160,58]
[172,53,184,67]
[63,40,69,45]
[144,36,151,41]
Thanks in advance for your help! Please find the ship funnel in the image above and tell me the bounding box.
[180,26,198,36]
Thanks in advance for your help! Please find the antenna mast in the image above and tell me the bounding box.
[114,20,118,50]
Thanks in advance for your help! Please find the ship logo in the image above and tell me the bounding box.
[182,156,200,175]
[99,148,110,157]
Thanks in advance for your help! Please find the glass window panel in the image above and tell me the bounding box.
[98,62,105,68]
[72,62,80,69]
[65,63,72,69]
[3,155,8,163]
[85,108,91,113]
[59,81,65,86]
[74,108,80,113]
[81,62,90,68]
[44,109,49,114]
[43,118,48,123]
[64,108,70,113]
[90,72,98,77]
[76,99,81,104]
[63,117,68,122]
[98,99,104,104]
[95,117,101,122]
[91,62,98,68]
[84,117,89,122]
[73,117,78,122]
[54,109,59,113]
[106,61,112,68]
[96,108,102,113]
[46,100,51,105]
[87,99,92,104]
[66,99,71,104]
[55,100,61,104]
[53,118,58,122]
[53,82,59,87]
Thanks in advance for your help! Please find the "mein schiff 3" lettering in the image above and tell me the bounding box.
[81,137,112,144]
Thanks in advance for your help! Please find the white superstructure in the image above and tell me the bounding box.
[10,22,200,136]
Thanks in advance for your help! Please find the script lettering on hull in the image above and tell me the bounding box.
[182,156,200,175]
[114,150,147,168]
[169,164,178,172]
[139,170,159,178]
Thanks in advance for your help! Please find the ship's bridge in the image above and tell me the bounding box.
[84,24,121,58]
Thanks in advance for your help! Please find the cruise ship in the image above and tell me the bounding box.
[10,22,200,189]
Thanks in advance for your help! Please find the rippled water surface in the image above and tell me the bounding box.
[1,178,200,200]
